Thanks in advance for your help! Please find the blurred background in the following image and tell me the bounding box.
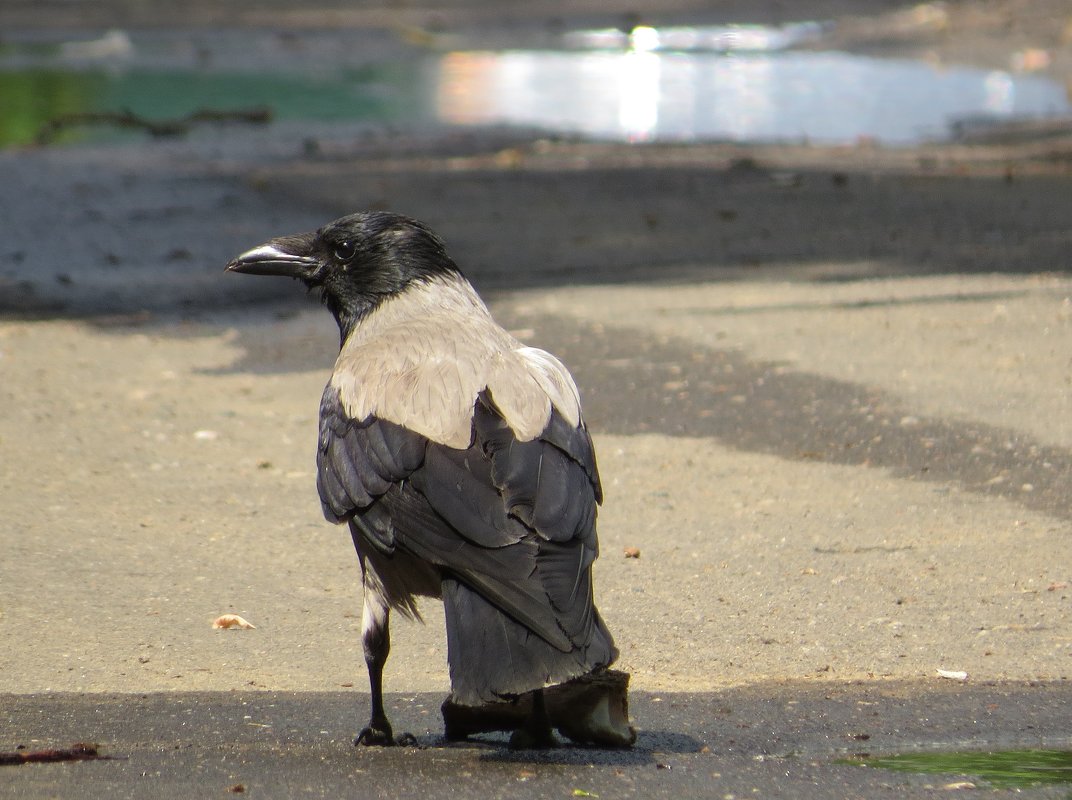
[4,1,1071,147]
[1,0,1071,312]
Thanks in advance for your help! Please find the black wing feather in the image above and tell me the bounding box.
[538,403,603,504]
[474,394,600,544]
[316,385,425,525]
[410,445,529,548]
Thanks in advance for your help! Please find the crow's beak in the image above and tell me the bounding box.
[226,233,320,279]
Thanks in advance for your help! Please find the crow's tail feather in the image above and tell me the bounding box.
[442,577,616,706]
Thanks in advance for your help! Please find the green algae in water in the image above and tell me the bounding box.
[852,749,1072,789]
[0,64,426,147]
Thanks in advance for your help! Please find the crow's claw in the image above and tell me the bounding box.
[354,724,394,747]
[509,725,558,750]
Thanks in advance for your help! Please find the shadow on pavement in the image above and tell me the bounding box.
[254,157,1072,294]
[3,147,1071,317]
[517,313,1072,524]
[3,682,1070,798]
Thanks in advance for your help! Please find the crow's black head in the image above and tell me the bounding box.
[227,212,460,337]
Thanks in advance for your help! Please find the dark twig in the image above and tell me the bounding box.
[0,743,112,766]
[35,106,273,144]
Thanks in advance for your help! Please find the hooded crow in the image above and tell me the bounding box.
[226,211,617,747]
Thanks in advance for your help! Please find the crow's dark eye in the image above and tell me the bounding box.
[333,241,356,262]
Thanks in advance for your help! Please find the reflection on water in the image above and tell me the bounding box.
[562,22,828,53]
[435,48,1070,145]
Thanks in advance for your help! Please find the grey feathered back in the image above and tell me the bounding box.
[329,275,583,448]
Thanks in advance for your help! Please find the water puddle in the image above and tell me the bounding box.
[849,749,1072,789]
[1,24,1068,148]
[433,48,1068,144]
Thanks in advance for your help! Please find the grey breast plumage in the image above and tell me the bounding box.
[316,273,617,704]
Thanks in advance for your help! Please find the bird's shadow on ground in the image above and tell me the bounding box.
[412,729,702,765]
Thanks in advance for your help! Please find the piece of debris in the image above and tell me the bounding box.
[442,669,636,747]
[213,614,256,630]
[0,743,109,766]
[35,106,273,145]
[936,669,968,681]
[623,547,641,559]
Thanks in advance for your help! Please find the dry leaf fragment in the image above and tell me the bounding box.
[936,668,968,681]
[0,743,107,765]
[623,547,641,559]
[213,614,256,630]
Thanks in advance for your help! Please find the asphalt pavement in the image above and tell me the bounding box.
[4,682,1072,799]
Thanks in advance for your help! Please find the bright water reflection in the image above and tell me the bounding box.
[435,49,1070,145]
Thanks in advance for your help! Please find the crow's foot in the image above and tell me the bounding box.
[508,723,557,750]
[353,725,419,747]
[354,723,394,747]
[508,688,557,750]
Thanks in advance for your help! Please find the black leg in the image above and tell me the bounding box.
[509,688,557,750]
[354,589,396,746]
